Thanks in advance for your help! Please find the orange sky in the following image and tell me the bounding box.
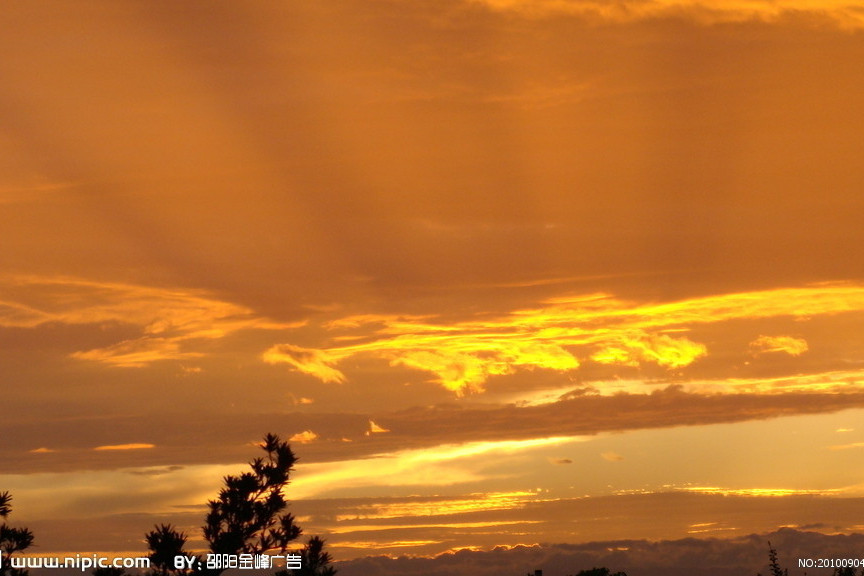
[2,0,864,568]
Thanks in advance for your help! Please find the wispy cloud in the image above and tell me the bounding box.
[70,337,202,367]
[591,333,706,368]
[265,283,864,394]
[601,451,624,462]
[828,442,864,451]
[677,485,840,497]
[288,437,575,498]
[466,0,864,29]
[0,275,300,366]
[262,345,346,384]
[332,491,550,522]
[749,335,809,357]
[93,443,155,451]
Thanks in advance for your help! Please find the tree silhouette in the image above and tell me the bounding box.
[145,524,195,576]
[146,434,334,575]
[754,543,864,576]
[756,541,788,576]
[0,492,35,576]
[768,541,788,576]
[289,536,336,576]
[569,568,628,576]
[203,433,301,560]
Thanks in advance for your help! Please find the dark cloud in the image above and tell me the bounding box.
[24,492,864,569]
[333,529,864,576]
[126,465,184,476]
[5,388,864,473]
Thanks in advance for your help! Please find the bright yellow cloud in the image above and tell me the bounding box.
[289,437,577,498]
[679,486,841,497]
[262,344,347,384]
[749,335,809,357]
[591,333,706,368]
[266,282,864,394]
[687,369,864,395]
[334,492,551,522]
[93,443,155,451]
[334,539,442,550]
[289,430,319,444]
[328,520,541,535]
[388,341,579,394]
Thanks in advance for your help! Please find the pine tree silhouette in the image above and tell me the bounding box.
[0,491,35,576]
[145,434,336,575]
[569,568,628,576]
[295,536,336,576]
[145,524,195,576]
[203,433,302,561]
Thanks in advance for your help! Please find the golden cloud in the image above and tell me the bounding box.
[289,430,320,444]
[828,442,864,451]
[328,520,541,535]
[265,283,864,395]
[289,437,575,498]
[467,0,864,29]
[367,420,391,434]
[591,334,706,368]
[262,344,347,384]
[679,486,841,497]
[333,491,551,522]
[0,275,299,366]
[70,337,203,367]
[749,335,809,357]
[686,369,864,395]
[93,443,155,451]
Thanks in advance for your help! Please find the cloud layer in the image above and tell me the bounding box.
[3,0,864,561]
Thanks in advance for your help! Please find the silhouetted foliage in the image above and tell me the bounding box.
[203,433,302,559]
[296,536,336,576]
[0,491,35,576]
[756,541,788,576]
[145,524,195,576]
[569,568,628,576]
[274,536,336,576]
[768,541,788,576]
[146,434,334,575]
[755,543,864,576]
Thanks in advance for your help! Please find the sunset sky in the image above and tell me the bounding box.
[2,0,864,570]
